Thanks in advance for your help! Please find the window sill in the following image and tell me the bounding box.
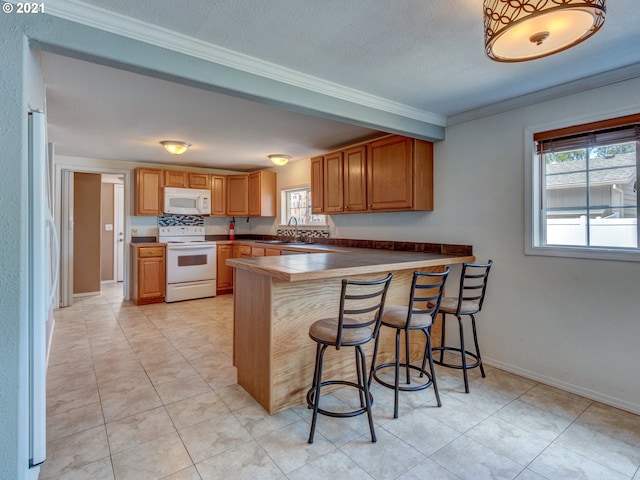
[526,244,640,262]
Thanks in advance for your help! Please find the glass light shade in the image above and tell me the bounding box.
[484,0,606,62]
[269,154,291,166]
[160,141,191,155]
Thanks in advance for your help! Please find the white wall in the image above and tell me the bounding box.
[277,77,640,414]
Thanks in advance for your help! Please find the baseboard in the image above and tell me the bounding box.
[73,291,101,298]
[483,356,640,416]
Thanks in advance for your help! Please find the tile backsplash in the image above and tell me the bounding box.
[158,214,204,226]
[276,226,330,239]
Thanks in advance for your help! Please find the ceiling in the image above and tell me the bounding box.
[40,0,640,171]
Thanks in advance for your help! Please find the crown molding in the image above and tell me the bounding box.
[44,0,446,127]
[447,62,640,126]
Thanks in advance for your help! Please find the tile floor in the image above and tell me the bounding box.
[41,283,640,480]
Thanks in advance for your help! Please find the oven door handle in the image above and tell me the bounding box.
[167,244,216,251]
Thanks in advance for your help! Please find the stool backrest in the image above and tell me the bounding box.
[407,268,450,328]
[336,273,393,349]
[454,260,493,315]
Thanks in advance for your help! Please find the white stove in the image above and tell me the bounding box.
[158,226,217,302]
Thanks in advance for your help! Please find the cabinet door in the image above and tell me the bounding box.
[265,248,281,256]
[189,172,210,189]
[135,168,162,216]
[367,136,413,210]
[343,145,367,212]
[324,151,344,213]
[210,175,227,216]
[164,170,188,188]
[216,244,233,291]
[310,156,324,214]
[139,256,165,299]
[226,175,249,216]
[251,246,265,257]
[248,171,277,217]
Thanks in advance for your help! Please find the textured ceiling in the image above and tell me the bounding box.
[40,0,640,170]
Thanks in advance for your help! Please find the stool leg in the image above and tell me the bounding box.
[470,314,486,378]
[457,315,470,393]
[355,348,365,408]
[424,328,441,407]
[369,334,381,388]
[439,313,447,364]
[393,329,401,419]
[404,328,411,386]
[357,345,376,442]
[308,344,327,444]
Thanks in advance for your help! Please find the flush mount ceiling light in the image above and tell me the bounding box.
[268,154,291,166]
[484,0,606,62]
[160,140,191,155]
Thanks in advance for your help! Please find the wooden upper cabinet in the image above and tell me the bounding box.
[248,171,277,217]
[226,174,249,216]
[164,170,189,188]
[135,167,163,216]
[310,156,324,214]
[210,175,227,216]
[343,145,367,212]
[324,151,344,213]
[188,172,210,189]
[367,135,433,211]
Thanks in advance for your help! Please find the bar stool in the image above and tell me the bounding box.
[371,269,449,418]
[306,273,393,444]
[432,260,493,393]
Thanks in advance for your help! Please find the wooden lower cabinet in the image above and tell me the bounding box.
[131,244,165,305]
[216,243,233,295]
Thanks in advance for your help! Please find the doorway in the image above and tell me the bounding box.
[55,164,131,307]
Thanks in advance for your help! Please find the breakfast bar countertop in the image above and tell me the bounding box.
[226,245,475,282]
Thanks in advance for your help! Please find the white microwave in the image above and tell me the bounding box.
[163,187,211,215]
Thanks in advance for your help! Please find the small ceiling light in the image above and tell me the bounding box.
[160,140,191,155]
[268,154,291,166]
[484,0,606,62]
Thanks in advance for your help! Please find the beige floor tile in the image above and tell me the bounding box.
[287,449,372,480]
[553,423,640,477]
[47,383,101,417]
[47,401,105,442]
[513,469,549,480]
[445,382,516,414]
[215,383,261,410]
[165,391,230,430]
[47,370,97,398]
[397,458,462,480]
[233,403,302,438]
[196,440,284,480]
[528,444,630,480]
[465,416,550,466]
[178,412,252,463]
[144,360,198,386]
[493,399,572,441]
[257,420,335,474]
[341,428,425,480]
[419,393,490,433]
[111,432,192,479]
[518,383,592,421]
[154,374,212,404]
[42,457,114,480]
[162,466,202,480]
[382,409,461,456]
[106,406,176,454]
[430,435,523,480]
[98,372,163,422]
[40,426,110,479]
[576,402,640,447]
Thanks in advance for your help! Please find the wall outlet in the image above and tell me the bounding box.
[104,224,113,231]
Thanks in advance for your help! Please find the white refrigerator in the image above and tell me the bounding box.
[28,110,59,475]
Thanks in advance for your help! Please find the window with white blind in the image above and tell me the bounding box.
[527,114,640,261]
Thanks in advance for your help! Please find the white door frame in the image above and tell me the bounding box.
[54,162,132,302]
[114,183,125,282]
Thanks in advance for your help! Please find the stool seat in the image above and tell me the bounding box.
[306,273,393,444]
[381,306,433,329]
[309,318,374,346]
[438,298,480,315]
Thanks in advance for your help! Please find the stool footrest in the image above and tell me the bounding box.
[432,346,481,370]
[372,363,434,392]
[306,380,373,418]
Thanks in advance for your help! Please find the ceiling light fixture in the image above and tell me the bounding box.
[160,140,191,155]
[484,0,606,62]
[268,154,291,166]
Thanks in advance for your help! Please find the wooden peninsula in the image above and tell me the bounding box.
[227,244,474,414]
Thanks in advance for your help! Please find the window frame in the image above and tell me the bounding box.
[525,110,640,262]
[280,186,326,226]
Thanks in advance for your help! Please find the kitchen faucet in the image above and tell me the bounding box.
[287,216,298,242]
